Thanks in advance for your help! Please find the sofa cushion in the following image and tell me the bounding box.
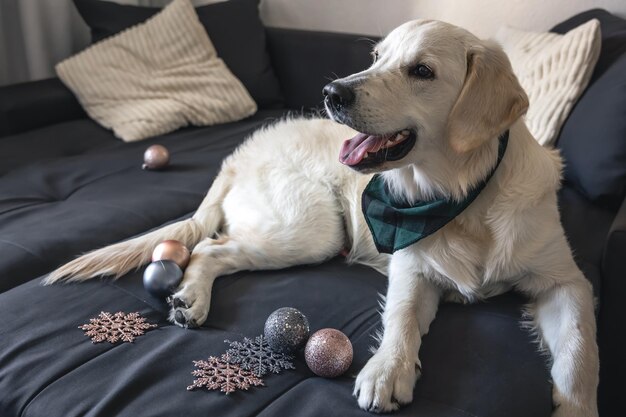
[57,0,257,142]
[552,9,626,207]
[495,20,601,146]
[0,119,117,176]
[0,109,286,292]
[74,0,284,109]
[0,262,552,417]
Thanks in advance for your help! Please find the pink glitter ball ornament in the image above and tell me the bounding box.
[142,144,170,170]
[304,328,353,378]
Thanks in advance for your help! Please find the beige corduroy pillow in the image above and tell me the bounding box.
[56,0,257,142]
[494,19,601,146]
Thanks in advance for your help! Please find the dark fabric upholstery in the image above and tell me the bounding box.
[0,119,115,175]
[598,198,626,415]
[0,78,84,138]
[267,28,378,110]
[0,110,285,292]
[73,0,284,108]
[557,186,615,298]
[552,9,626,207]
[0,269,551,417]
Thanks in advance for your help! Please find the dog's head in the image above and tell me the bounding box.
[324,20,528,174]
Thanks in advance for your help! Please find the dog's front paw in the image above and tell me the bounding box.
[354,350,421,413]
[167,285,210,328]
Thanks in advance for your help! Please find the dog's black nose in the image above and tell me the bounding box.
[323,82,355,110]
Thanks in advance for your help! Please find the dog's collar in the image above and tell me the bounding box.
[362,131,509,254]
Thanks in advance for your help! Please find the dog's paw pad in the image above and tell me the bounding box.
[171,308,199,328]
[170,296,189,309]
[174,310,186,324]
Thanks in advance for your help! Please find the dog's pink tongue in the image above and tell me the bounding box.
[340,133,388,166]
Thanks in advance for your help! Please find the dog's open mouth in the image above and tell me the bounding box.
[339,129,417,169]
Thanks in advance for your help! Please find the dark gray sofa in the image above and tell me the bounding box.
[0,9,624,417]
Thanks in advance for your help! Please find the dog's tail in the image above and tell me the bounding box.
[44,172,231,284]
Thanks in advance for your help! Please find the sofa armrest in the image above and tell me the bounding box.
[266,28,378,110]
[599,196,626,410]
[0,78,85,138]
[602,196,626,309]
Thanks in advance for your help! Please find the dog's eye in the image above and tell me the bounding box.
[409,64,434,79]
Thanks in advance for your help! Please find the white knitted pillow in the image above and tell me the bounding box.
[56,0,256,142]
[494,20,601,146]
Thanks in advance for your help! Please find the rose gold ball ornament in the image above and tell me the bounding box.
[142,144,170,170]
[152,240,190,269]
[304,328,353,378]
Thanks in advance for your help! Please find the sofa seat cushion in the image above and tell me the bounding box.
[0,259,551,417]
[0,109,287,292]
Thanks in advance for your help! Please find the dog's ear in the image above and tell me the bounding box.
[447,41,529,153]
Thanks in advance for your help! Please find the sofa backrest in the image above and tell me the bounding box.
[266,28,378,111]
[553,9,626,208]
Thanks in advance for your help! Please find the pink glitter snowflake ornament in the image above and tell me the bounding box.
[79,311,157,343]
[187,353,264,394]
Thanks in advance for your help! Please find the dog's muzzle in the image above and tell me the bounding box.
[323,81,355,114]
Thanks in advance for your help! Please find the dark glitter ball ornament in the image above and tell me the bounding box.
[143,260,183,298]
[142,144,170,170]
[264,307,310,354]
[304,328,353,378]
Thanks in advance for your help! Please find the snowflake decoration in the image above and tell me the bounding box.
[187,354,264,394]
[79,311,157,344]
[224,334,295,377]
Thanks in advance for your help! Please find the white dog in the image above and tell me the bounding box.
[47,19,599,417]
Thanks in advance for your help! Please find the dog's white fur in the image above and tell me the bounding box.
[46,20,598,416]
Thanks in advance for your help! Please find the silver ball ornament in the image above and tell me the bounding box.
[264,307,310,354]
[143,260,183,298]
[142,145,170,170]
[305,328,353,378]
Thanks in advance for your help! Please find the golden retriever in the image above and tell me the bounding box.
[47,19,598,417]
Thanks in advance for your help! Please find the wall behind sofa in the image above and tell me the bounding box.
[260,0,626,38]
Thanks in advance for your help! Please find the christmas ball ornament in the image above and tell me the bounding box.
[143,260,183,298]
[264,307,310,354]
[304,328,353,378]
[152,240,190,269]
[142,145,170,170]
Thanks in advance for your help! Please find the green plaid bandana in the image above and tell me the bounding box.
[362,132,509,254]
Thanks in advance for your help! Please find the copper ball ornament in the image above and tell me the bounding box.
[142,145,170,170]
[143,260,183,298]
[152,240,190,269]
[304,328,353,378]
[264,307,310,354]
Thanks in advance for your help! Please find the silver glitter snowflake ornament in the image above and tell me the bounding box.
[187,353,264,394]
[79,311,157,343]
[224,334,296,377]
